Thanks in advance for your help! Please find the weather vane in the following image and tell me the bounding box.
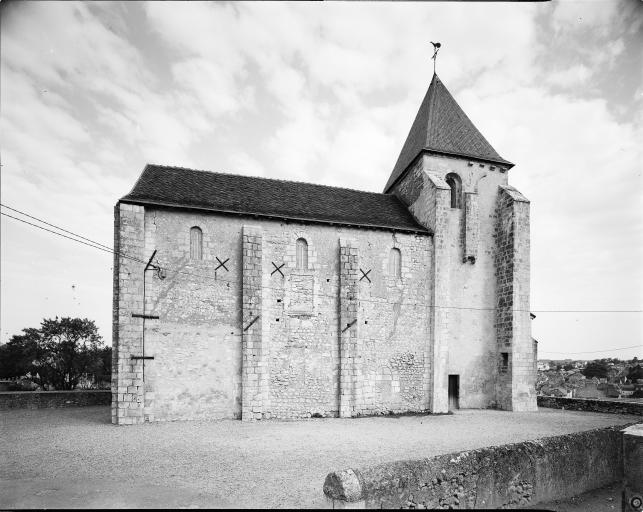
[430,41,441,74]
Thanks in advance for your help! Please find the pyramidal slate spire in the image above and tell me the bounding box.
[384,73,513,193]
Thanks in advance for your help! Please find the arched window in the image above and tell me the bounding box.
[388,248,401,278]
[296,238,308,270]
[190,226,202,260]
[445,173,462,209]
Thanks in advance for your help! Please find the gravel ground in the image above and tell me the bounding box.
[1,406,638,509]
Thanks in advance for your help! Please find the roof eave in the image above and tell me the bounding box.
[118,197,433,236]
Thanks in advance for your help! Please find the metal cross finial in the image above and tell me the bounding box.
[430,41,441,74]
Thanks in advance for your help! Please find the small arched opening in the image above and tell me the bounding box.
[388,248,401,278]
[190,226,203,260]
[445,173,462,209]
[296,238,308,270]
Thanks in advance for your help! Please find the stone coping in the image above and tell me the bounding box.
[324,423,638,509]
[537,396,643,415]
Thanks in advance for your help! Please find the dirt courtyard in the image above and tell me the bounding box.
[1,406,637,509]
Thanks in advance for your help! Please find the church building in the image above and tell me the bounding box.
[112,73,537,424]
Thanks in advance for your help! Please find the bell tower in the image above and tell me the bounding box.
[386,73,537,412]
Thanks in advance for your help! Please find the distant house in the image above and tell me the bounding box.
[574,381,609,399]
[620,384,635,397]
[574,383,599,399]
[634,381,643,397]
[549,387,570,398]
[567,373,586,386]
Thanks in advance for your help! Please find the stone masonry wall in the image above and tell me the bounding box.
[324,424,631,509]
[495,186,537,411]
[537,396,643,416]
[114,204,432,422]
[392,154,515,411]
[357,233,431,415]
[622,424,643,512]
[262,225,339,419]
[339,238,360,418]
[464,192,478,263]
[392,159,449,413]
[139,209,244,422]
[0,390,111,410]
[261,224,431,419]
[112,203,146,425]
[242,226,264,421]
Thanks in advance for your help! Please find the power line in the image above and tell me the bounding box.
[2,204,642,314]
[1,212,119,257]
[0,211,149,266]
[0,203,113,251]
[539,345,642,355]
[531,310,641,313]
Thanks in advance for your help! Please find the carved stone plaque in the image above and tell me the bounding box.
[289,274,313,314]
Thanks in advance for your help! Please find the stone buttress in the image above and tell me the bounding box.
[112,203,147,425]
[241,225,266,421]
[494,186,537,411]
[339,238,360,417]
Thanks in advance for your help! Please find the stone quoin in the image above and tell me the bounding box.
[112,73,537,424]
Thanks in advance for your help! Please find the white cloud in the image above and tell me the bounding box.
[546,64,592,88]
[1,1,640,358]
[551,0,620,34]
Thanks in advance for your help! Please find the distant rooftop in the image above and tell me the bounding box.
[121,164,430,234]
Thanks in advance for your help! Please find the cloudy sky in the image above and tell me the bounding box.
[1,1,641,360]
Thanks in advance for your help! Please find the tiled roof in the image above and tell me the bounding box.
[121,164,430,234]
[384,74,513,192]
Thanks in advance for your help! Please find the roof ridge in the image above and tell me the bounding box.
[425,74,440,146]
[146,163,393,197]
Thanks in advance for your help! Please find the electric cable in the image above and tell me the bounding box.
[539,345,642,355]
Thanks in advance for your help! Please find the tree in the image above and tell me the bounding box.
[1,317,109,390]
[628,364,643,382]
[581,361,609,379]
[0,328,40,379]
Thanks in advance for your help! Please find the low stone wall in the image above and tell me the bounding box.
[0,390,111,410]
[324,424,635,509]
[538,396,643,416]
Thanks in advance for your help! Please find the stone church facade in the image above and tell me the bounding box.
[112,74,537,425]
